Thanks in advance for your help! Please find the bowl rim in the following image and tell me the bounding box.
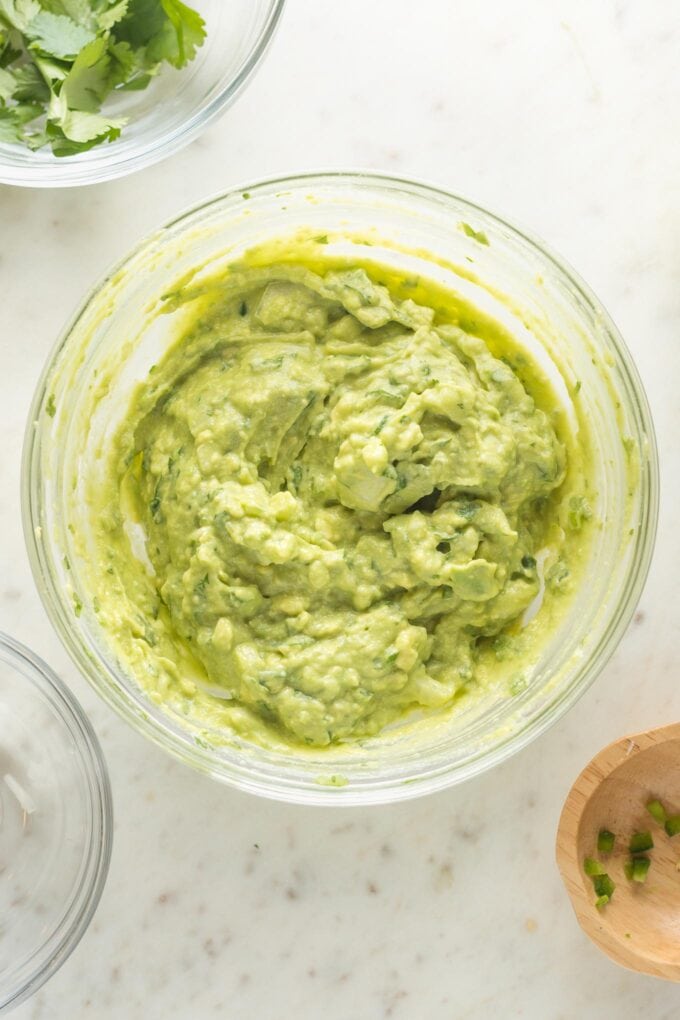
[0,0,287,188]
[0,631,113,1012]
[21,169,660,805]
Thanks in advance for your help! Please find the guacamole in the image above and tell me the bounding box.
[89,256,590,749]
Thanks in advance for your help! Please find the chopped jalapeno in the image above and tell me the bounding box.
[665,815,680,837]
[597,829,615,854]
[646,799,667,826]
[624,856,651,884]
[629,832,654,854]
[592,873,615,900]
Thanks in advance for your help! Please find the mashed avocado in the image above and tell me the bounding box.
[89,256,589,749]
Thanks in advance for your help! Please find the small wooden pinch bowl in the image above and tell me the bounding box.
[557,722,680,981]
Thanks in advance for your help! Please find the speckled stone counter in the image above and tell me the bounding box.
[3,1,679,1017]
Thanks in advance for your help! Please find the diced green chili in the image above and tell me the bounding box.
[626,856,650,884]
[592,873,615,899]
[646,799,667,826]
[665,815,680,837]
[629,831,653,854]
[583,857,605,876]
[597,829,615,854]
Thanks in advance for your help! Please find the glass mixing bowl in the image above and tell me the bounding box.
[0,0,285,188]
[0,633,112,1013]
[22,172,658,805]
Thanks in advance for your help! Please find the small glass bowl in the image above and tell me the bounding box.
[0,0,285,188]
[22,172,659,805]
[0,633,112,1013]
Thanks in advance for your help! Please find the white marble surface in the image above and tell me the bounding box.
[2,1,680,1016]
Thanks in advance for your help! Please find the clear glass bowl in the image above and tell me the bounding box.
[0,0,285,188]
[22,172,659,805]
[0,633,112,1012]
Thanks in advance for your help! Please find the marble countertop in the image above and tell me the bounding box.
[3,1,679,1017]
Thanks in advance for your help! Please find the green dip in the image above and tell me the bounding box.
[86,252,593,749]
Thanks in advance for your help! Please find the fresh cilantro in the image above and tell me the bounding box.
[460,221,490,246]
[11,59,49,100]
[0,101,41,144]
[25,12,96,59]
[0,33,23,69]
[567,494,593,531]
[0,1,42,35]
[373,414,389,435]
[48,89,124,149]
[0,64,15,97]
[62,36,114,111]
[157,0,205,67]
[98,0,128,32]
[40,1,99,29]
[149,489,162,522]
[0,0,205,155]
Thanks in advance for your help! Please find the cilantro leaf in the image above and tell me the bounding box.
[25,12,96,59]
[33,52,70,84]
[12,60,50,101]
[0,27,23,66]
[61,35,114,111]
[48,88,125,141]
[0,62,15,98]
[460,221,490,246]
[0,0,41,34]
[39,0,96,28]
[114,68,150,89]
[0,0,205,156]
[105,37,146,88]
[0,99,40,143]
[45,112,123,155]
[0,110,23,142]
[38,0,129,32]
[98,0,128,31]
[115,0,205,68]
[157,0,205,68]
[114,0,166,50]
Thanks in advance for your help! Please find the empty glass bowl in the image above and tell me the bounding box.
[0,0,285,188]
[0,634,112,1012]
